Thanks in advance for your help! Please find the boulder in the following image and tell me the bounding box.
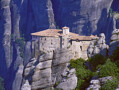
[32,68,51,82]
[26,58,36,68]
[31,77,52,90]
[111,34,118,41]
[98,76,113,84]
[116,88,119,90]
[21,80,31,90]
[112,29,119,34]
[56,74,77,90]
[86,80,100,90]
[35,60,52,70]
[52,63,69,82]
[93,46,100,54]
[116,85,119,90]
[24,66,35,77]
[100,33,105,39]
[90,80,100,85]
[87,85,100,90]
[97,38,103,44]
[69,69,76,75]
[87,47,93,54]
[39,52,53,62]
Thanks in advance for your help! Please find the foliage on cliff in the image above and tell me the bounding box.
[100,78,118,90]
[70,58,93,90]
[0,77,5,90]
[70,46,119,90]
[110,46,119,66]
[99,59,119,78]
[15,37,25,59]
[88,54,107,71]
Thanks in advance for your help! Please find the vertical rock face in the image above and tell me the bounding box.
[52,0,113,35]
[87,33,108,57]
[0,0,11,76]
[29,0,55,30]
[108,29,119,56]
[0,0,55,90]
[25,0,55,40]
[22,48,77,90]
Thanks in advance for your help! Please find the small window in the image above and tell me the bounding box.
[80,46,82,51]
[45,38,46,40]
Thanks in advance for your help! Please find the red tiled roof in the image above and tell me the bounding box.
[31,29,98,41]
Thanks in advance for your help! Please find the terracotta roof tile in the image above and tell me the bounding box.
[31,29,98,41]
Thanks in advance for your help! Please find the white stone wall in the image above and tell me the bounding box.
[71,40,91,60]
[39,36,60,53]
[61,36,71,48]
[32,35,91,60]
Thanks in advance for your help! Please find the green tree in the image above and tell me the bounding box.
[70,58,93,90]
[99,59,119,78]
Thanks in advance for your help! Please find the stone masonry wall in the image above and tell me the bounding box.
[32,35,91,60]
[71,40,91,59]
[39,37,60,53]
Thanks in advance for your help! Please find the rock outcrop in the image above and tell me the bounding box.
[98,76,113,85]
[87,76,113,90]
[86,80,100,90]
[87,33,108,57]
[56,69,77,90]
[108,29,119,56]
[21,80,31,90]
[0,0,55,89]
[0,0,12,76]
[22,48,77,90]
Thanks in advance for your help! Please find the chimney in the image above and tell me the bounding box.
[62,26,69,35]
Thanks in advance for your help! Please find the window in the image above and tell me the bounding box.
[80,46,82,51]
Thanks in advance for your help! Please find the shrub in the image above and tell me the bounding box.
[15,37,25,59]
[100,78,118,90]
[99,59,119,78]
[88,54,107,71]
[70,58,85,69]
[110,46,119,65]
[70,58,93,90]
[0,77,5,90]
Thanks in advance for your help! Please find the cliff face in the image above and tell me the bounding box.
[0,0,55,90]
[0,0,11,74]
[0,0,118,90]
[22,48,77,90]
[51,0,113,35]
